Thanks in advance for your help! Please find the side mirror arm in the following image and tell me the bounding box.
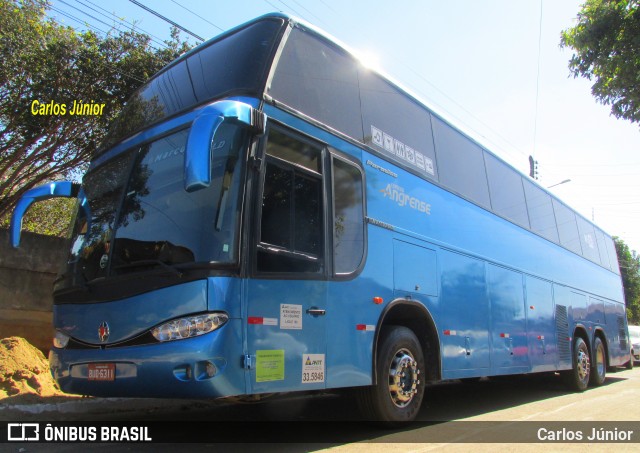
[184,100,266,192]
[10,181,88,248]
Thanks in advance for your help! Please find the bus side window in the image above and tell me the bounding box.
[257,130,324,274]
[332,157,365,275]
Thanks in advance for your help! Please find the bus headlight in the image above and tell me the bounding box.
[151,313,229,342]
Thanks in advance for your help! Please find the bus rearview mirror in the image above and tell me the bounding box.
[10,181,88,248]
[184,100,266,192]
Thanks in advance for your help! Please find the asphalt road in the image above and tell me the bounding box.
[2,366,639,452]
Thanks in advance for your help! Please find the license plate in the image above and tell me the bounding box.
[88,363,115,381]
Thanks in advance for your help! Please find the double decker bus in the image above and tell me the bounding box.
[10,13,630,423]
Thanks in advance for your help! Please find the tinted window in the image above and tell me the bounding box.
[576,215,600,264]
[553,199,582,254]
[269,27,362,140]
[102,19,284,150]
[594,228,611,270]
[66,152,135,282]
[484,152,529,227]
[333,157,365,275]
[258,130,324,273]
[432,116,490,208]
[605,236,620,274]
[523,179,559,243]
[360,70,437,180]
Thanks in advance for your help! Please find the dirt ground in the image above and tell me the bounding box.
[0,336,64,400]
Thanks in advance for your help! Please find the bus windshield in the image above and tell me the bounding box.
[58,124,247,294]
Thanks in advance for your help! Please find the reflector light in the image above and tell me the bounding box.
[151,313,228,342]
[373,297,383,305]
[53,330,70,349]
[205,361,217,378]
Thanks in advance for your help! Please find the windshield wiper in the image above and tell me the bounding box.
[112,260,183,278]
[54,269,91,292]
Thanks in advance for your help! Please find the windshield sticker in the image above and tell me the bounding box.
[301,354,325,384]
[256,350,285,382]
[280,304,302,330]
[371,125,435,176]
[381,183,431,215]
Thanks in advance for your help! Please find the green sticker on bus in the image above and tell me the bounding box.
[256,349,285,382]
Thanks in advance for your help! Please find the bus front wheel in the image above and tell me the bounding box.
[357,326,425,424]
[563,337,590,392]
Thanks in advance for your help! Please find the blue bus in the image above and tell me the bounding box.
[10,13,630,423]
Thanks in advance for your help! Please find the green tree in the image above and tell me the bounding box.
[0,0,192,233]
[561,0,640,125]
[614,237,640,324]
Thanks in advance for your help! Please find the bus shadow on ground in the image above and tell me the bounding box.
[0,371,630,450]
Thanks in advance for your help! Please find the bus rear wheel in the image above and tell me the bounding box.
[563,337,590,392]
[589,336,606,387]
[357,326,425,424]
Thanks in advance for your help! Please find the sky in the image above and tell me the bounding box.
[48,0,640,253]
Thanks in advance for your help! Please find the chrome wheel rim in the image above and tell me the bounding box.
[388,348,421,408]
[577,347,590,383]
[596,343,605,377]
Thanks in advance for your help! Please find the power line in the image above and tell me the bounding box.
[290,0,326,26]
[75,0,169,49]
[50,6,112,37]
[317,0,338,15]
[275,0,307,21]
[129,0,204,42]
[58,0,117,34]
[47,6,171,85]
[170,0,223,32]
[53,1,173,70]
[263,0,283,13]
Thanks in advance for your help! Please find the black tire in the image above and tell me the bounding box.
[589,337,606,387]
[563,337,590,392]
[626,350,634,370]
[357,326,425,424]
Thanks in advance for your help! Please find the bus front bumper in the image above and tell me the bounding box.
[49,320,244,398]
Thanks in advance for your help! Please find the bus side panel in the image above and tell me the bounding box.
[606,301,629,366]
[487,265,529,374]
[325,224,393,389]
[439,250,490,377]
[525,276,557,372]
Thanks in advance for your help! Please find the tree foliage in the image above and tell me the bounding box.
[0,0,192,233]
[561,0,640,125]
[614,237,640,324]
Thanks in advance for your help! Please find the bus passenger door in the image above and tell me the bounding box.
[245,127,327,394]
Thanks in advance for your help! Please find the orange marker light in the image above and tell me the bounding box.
[373,297,383,305]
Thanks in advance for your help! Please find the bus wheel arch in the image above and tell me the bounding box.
[356,300,439,423]
[373,299,441,384]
